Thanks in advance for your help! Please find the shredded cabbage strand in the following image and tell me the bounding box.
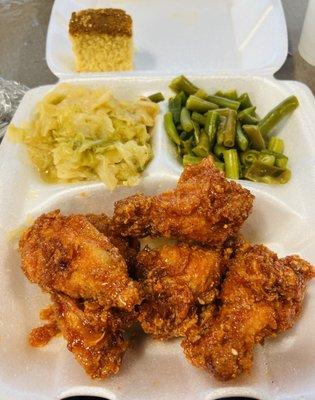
[9,84,159,189]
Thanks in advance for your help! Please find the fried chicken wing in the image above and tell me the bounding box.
[29,294,135,379]
[112,157,254,247]
[182,243,314,381]
[20,210,140,311]
[136,244,224,340]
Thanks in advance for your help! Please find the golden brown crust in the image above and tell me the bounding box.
[182,244,314,381]
[113,157,254,247]
[69,8,132,37]
[136,244,224,340]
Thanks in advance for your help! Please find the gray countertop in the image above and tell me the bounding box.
[0,0,314,92]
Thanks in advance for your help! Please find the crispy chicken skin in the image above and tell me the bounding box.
[136,244,224,340]
[182,243,314,381]
[85,213,140,275]
[112,157,254,247]
[30,294,134,379]
[19,210,140,311]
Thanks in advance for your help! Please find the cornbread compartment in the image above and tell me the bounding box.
[69,8,133,72]
[0,75,315,400]
[46,0,287,78]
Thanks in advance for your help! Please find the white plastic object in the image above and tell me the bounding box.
[46,0,288,79]
[298,0,315,66]
[0,75,315,400]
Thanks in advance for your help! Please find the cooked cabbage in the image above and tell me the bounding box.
[9,84,159,189]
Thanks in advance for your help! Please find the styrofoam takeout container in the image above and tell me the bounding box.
[1,1,315,400]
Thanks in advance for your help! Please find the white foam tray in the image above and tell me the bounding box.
[0,75,315,400]
[46,0,288,78]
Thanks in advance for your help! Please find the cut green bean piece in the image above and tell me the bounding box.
[192,121,200,145]
[195,89,208,99]
[268,136,284,154]
[177,91,188,106]
[164,112,181,145]
[238,107,259,125]
[215,90,238,100]
[169,95,182,125]
[236,121,249,151]
[244,161,291,184]
[258,95,299,136]
[205,110,219,150]
[169,75,199,95]
[180,107,194,133]
[183,154,203,166]
[216,116,226,145]
[243,125,266,150]
[275,154,288,168]
[148,92,165,103]
[206,95,240,111]
[258,152,275,166]
[180,136,194,156]
[192,131,210,157]
[238,93,253,110]
[222,109,237,148]
[214,144,226,159]
[240,150,260,165]
[191,111,206,126]
[223,149,240,179]
[186,95,217,113]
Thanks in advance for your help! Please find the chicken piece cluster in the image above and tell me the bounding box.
[19,157,314,381]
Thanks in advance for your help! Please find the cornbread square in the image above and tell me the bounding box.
[69,8,133,72]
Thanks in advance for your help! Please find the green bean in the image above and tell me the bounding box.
[206,95,240,111]
[205,110,219,150]
[182,154,203,166]
[236,121,249,151]
[215,90,238,100]
[238,107,259,125]
[243,125,266,150]
[191,111,206,126]
[268,136,284,154]
[168,95,182,125]
[186,95,217,113]
[192,121,200,145]
[214,144,226,159]
[164,112,181,145]
[244,161,291,184]
[216,116,226,145]
[195,89,208,99]
[258,95,299,136]
[169,75,199,95]
[222,109,237,148]
[180,136,194,156]
[238,93,253,110]
[180,107,194,133]
[148,92,165,103]
[258,152,275,166]
[223,149,240,179]
[240,150,260,165]
[275,154,288,168]
[177,91,188,106]
[192,131,210,157]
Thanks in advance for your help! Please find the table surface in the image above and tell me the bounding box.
[0,1,313,400]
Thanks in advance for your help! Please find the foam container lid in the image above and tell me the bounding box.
[46,0,288,79]
[0,75,315,400]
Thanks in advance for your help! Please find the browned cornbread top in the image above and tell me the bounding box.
[69,8,132,37]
